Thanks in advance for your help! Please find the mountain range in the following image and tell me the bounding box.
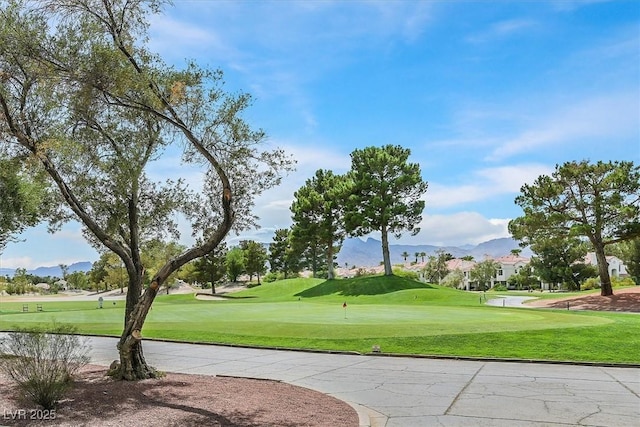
[0,237,531,278]
[336,237,532,268]
[0,261,93,279]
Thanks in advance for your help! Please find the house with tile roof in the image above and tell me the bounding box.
[583,253,628,278]
[444,258,477,290]
[492,254,531,288]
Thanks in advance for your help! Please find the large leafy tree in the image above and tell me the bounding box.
[422,250,451,284]
[509,160,640,296]
[0,0,293,379]
[528,236,596,291]
[140,239,186,294]
[291,170,348,279]
[344,145,428,276]
[507,264,540,291]
[0,159,49,252]
[225,247,246,283]
[469,259,500,291]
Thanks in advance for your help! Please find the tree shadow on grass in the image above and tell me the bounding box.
[295,275,434,297]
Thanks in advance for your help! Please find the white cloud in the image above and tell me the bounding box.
[231,210,513,248]
[466,19,537,44]
[486,92,639,161]
[426,163,553,209]
[148,14,237,62]
[386,212,511,246]
[1,256,38,270]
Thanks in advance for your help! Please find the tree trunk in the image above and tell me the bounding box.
[381,226,392,276]
[594,246,613,296]
[108,269,160,380]
[114,337,158,380]
[326,243,335,280]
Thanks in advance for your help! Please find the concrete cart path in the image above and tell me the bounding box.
[84,336,639,427]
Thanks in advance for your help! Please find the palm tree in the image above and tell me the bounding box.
[401,251,409,262]
[414,252,420,263]
[420,252,426,263]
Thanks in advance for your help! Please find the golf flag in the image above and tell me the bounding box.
[343,302,347,308]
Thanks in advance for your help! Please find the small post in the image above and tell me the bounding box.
[343,302,347,319]
[567,301,570,310]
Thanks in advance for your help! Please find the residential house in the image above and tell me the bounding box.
[492,254,531,288]
[583,253,628,278]
[445,255,532,291]
[445,258,477,291]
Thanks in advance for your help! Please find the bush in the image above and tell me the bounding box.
[612,276,635,288]
[392,268,419,281]
[492,284,508,291]
[354,268,373,277]
[262,272,278,283]
[0,324,91,409]
[582,277,600,290]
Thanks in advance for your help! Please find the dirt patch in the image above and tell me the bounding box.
[0,365,359,427]
[526,286,640,313]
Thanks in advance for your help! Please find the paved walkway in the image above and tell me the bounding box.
[83,337,639,427]
[486,295,539,308]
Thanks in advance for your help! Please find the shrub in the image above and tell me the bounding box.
[582,277,600,290]
[262,272,278,283]
[492,284,508,292]
[441,269,464,288]
[0,324,91,409]
[612,276,635,287]
[392,268,419,281]
[354,268,373,277]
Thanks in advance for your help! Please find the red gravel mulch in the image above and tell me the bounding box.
[526,286,640,313]
[0,365,359,427]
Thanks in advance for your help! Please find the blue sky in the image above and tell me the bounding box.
[2,0,639,269]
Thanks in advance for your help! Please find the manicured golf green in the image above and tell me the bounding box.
[1,276,638,364]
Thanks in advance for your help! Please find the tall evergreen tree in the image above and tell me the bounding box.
[291,170,348,280]
[344,145,428,276]
[191,242,228,294]
[269,229,300,279]
[243,240,268,284]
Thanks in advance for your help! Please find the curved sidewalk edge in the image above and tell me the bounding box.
[348,402,388,427]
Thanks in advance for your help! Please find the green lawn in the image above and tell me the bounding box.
[1,276,638,364]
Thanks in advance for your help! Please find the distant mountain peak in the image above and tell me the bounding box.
[0,261,93,278]
[336,237,531,267]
